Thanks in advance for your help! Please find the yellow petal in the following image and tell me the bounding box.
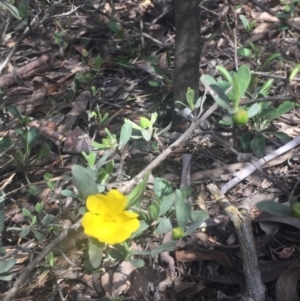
[105,190,127,212]
[86,190,127,215]
[82,212,104,236]
[82,211,140,245]
[123,211,139,218]
[86,194,110,214]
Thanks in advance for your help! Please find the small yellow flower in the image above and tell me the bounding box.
[82,190,140,244]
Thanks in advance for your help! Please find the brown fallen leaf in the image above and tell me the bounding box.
[175,249,233,268]
[128,266,161,301]
[112,261,136,296]
[275,266,300,301]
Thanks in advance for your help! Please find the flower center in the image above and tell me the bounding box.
[104,213,117,223]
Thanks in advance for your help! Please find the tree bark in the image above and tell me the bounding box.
[173,0,200,116]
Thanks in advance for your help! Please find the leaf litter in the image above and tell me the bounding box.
[1,0,300,300]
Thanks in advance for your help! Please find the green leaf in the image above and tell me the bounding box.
[108,20,121,34]
[239,14,249,29]
[140,117,151,129]
[216,66,233,85]
[272,132,292,144]
[20,226,31,237]
[41,214,55,225]
[0,258,16,274]
[270,101,294,121]
[232,65,251,109]
[220,115,234,126]
[157,122,172,136]
[148,80,161,87]
[141,128,153,141]
[186,87,195,110]
[7,227,23,231]
[175,190,191,229]
[22,208,33,218]
[0,137,12,149]
[149,201,160,221]
[289,64,300,81]
[35,203,43,213]
[0,211,4,232]
[0,0,21,19]
[124,118,142,131]
[88,238,105,269]
[129,258,145,268]
[32,230,44,241]
[258,108,277,120]
[256,200,292,216]
[6,103,23,121]
[156,218,173,234]
[150,112,158,124]
[261,53,282,71]
[72,165,99,200]
[31,215,37,225]
[152,64,163,76]
[95,150,114,170]
[240,132,252,151]
[119,122,132,148]
[126,171,149,208]
[258,79,273,97]
[131,220,149,238]
[194,96,204,109]
[179,186,193,199]
[108,247,126,261]
[151,240,178,257]
[60,190,78,198]
[153,178,173,199]
[91,141,111,150]
[247,103,261,118]
[94,55,102,72]
[0,274,13,281]
[190,210,208,222]
[185,211,209,236]
[82,151,96,168]
[250,136,266,158]
[28,185,41,196]
[200,74,232,112]
[46,251,55,267]
[26,127,39,152]
[159,192,177,216]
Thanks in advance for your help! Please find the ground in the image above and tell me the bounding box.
[1,0,300,300]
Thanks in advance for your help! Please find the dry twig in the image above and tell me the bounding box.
[207,184,265,301]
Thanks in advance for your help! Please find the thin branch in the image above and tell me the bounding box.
[119,103,218,194]
[221,134,300,194]
[207,184,265,301]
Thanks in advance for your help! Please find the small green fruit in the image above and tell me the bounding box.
[291,203,300,218]
[172,227,184,240]
[233,109,249,125]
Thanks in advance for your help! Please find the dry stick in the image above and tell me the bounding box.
[180,154,192,188]
[240,95,297,105]
[2,219,82,301]
[221,134,300,194]
[119,103,218,194]
[207,184,265,301]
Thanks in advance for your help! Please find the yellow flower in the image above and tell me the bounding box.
[82,190,140,244]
